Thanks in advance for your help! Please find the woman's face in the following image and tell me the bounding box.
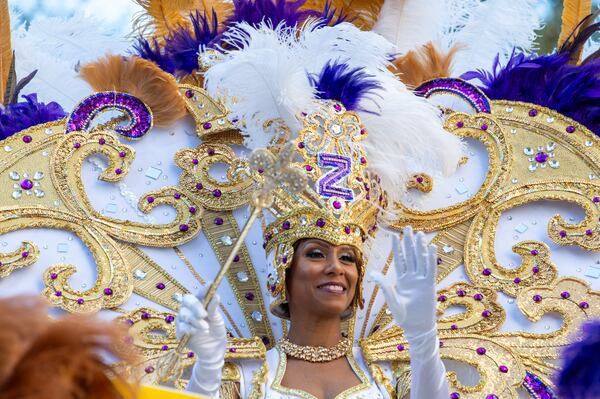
[287,239,359,319]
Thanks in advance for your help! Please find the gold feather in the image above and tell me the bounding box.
[79,54,187,127]
[391,42,462,89]
[558,0,592,48]
[131,0,233,39]
[0,0,12,105]
[302,0,385,30]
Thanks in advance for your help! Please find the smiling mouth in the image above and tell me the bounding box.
[317,284,347,294]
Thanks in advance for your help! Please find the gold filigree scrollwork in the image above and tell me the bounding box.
[178,84,243,144]
[490,277,600,359]
[392,113,511,232]
[0,241,39,278]
[437,283,505,336]
[465,181,600,297]
[176,143,254,211]
[51,131,204,246]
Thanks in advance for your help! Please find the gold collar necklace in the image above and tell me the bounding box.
[277,337,351,363]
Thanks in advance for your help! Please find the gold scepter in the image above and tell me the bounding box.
[156,143,307,384]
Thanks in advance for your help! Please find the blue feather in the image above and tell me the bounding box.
[226,0,319,29]
[310,61,382,112]
[556,320,600,399]
[462,50,600,135]
[0,94,66,140]
[132,37,176,74]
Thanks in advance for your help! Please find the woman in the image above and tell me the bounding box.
[177,227,448,398]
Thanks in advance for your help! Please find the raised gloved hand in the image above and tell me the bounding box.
[371,226,449,399]
[176,288,227,398]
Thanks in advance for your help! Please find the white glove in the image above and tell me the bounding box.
[176,288,227,398]
[371,226,449,399]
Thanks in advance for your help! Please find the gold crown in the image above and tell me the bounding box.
[261,101,388,316]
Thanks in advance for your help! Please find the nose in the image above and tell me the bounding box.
[324,254,344,275]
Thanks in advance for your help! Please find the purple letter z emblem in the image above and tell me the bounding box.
[317,153,353,200]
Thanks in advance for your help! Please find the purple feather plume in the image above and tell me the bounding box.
[556,320,600,399]
[225,0,320,29]
[315,0,351,28]
[462,50,600,135]
[310,61,382,112]
[165,10,219,74]
[0,94,66,140]
[132,37,176,74]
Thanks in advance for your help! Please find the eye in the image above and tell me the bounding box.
[340,253,356,263]
[305,249,325,258]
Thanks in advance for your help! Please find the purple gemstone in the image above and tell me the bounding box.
[22,135,32,143]
[439,341,444,348]
[174,192,181,199]
[185,89,194,98]
[245,292,255,301]
[334,104,342,112]
[450,393,460,399]
[594,197,600,203]
[476,347,486,355]
[486,395,498,399]
[360,128,366,135]
[126,319,134,326]
[20,179,33,190]
[499,365,508,373]
[233,255,240,262]
[305,165,313,171]
[161,345,169,351]
[561,291,570,299]
[344,226,351,234]
[396,344,405,351]
[456,121,464,128]
[203,122,212,130]
[566,125,575,133]
[165,315,175,323]
[73,142,81,149]
[99,138,106,145]
[480,124,488,131]
[482,310,491,317]
[207,148,215,156]
[298,142,305,149]
[119,151,126,158]
[437,295,447,302]
[360,157,366,164]
[456,289,466,297]
[179,224,189,232]
[532,266,540,273]
[586,229,593,236]
[482,268,492,276]
[282,221,291,230]
[55,291,62,297]
[559,230,567,237]
[282,256,287,264]
[316,218,326,227]
[144,366,155,374]
[531,249,538,256]
[473,293,483,301]
[514,277,521,284]
[115,168,122,175]
[437,257,443,265]
[229,347,237,353]
[147,196,155,203]
[77,298,84,305]
[450,324,458,330]
[189,206,197,214]
[533,294,542,302]
[261,336,270,345]
[187,352,194,358]
[535,152,548,163]
[21,251,29,258]
[104,287,113,296]
[141,312,151,320]
[214,217,224,225]
[192,158,198,165]
[213,189,222,197]
[416,176,424,183]
[50,273,58,280]
[528,109,538,117]
[580,301,589,309]
[156,282,166,290]
[196,183,203,190]
[333,201,342,209]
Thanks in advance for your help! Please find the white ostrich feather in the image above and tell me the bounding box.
[372,0,445,54]
[448,0,541,77]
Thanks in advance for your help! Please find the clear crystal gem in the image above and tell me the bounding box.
[12,191,22,199]
[45,128,53,135]
[510,128,517,134]
[42,151,49,157]
[34,189,44,198]
[523,147,534,155]
[546,117,555,123]
[330,124,342,135]
[172,293,183,303]
[442,245,454,254]
[505,106,513,113]
[217,119,225,125]
[300,216,307,226]
[590,174,596,180]
[511,178,518,184]
[221,235,233,246]
[204,112,211,118]
[134,269,147,280]
[4,145,12,152]
[251,311,263,322]
[237,271,249,282]
[197,103,205,109]
[546,142,556,151]
[549,160,559,169]
[528,164,537,172]
[585,140,593,147]
[9,171,20,180]
[33,171,44,180]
